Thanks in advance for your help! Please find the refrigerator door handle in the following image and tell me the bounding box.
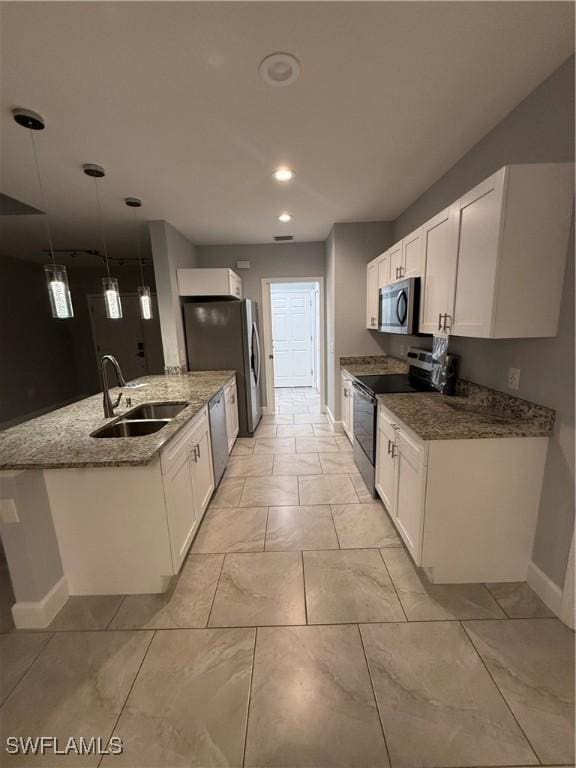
[252,322,262,385]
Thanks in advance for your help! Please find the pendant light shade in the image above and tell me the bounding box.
[85,164,123,318]
[44,264,74,319]
[13,107,75,320]
[125,197,153,320]
[103,277,122,319]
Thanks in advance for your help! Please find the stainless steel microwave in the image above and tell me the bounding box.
[378,277,420,335]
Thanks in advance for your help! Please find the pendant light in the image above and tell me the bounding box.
[125,197,153,320]
[13,108,74,319]
[83,163,122,319]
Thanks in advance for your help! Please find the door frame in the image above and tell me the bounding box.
[261,277,325,415]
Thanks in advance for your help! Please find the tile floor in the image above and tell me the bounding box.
[0,386,574,767]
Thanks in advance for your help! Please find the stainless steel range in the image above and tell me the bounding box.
[351,348,458,495]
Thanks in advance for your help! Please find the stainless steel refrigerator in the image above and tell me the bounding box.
[183,299,262,436]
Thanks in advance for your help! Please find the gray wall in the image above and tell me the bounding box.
[0,254,158,428]
[387,55,575,588]
[197,241,326,407]
[149,220,198,371]
[326,222,393,418]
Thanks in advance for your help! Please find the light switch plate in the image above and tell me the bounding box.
[0,499,19,524]
[508,367,521,390]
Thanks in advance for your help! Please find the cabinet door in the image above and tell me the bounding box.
[340,375,349,433]
[229,271,242,299]
[366,262,379,329]
[419,205,459,334]
[190,417,215,522]
[376,419,397,514]
[451,170,505,337]
[224,383,239,451]
[377,254,390,290]
[388,242,403,282]
[163,448,198,573]
[395,429,426,564]
[402,230,423,279]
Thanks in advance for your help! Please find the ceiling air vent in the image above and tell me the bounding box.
[274,235,294,242]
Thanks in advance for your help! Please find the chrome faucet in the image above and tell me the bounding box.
[99,355,126,418]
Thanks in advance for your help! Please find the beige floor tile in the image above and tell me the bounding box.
[335,435,354,453]
[275,423,314,437]
[350,472,375,502]
[305,549,405,624]
[240,476,299,506]
[382,547,506,620]
[265,506,339,551]
[260,414,294,425]
[464,618,575,765]
[191,507,267,553]
[110,554,224,630]
[225,454,274,477]
[485,581,556,618]
[230,438,256,457]
[253,424,277,438]
[312,423,335,436]
[102,628,255,767]
[273,453,322,476]
[293,413,328,424]
[253,437,296,454]
[244,625,389,767]
[0,630,153,766]
[299,474,359,505]
[361,621,538,768]
[278,404,310,415]
[331,502,400,547]
[296,436,340,453]
[209,477,246,507]
[319,452,358,473]
[48,595,124,631]
[209,552,305,627]
[0,633,52,706]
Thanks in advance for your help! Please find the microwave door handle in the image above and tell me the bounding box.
[396,290,408,325]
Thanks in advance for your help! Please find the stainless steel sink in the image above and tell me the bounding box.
[91,419,171,438]
[124,401,189,420]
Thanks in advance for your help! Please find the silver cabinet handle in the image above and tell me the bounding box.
[438,313,443,331]
[443,314,452,332]
[190,445,199,462]
[387,439,392,455]
[371,317,377,326]
[196,443,201,459]
[391,443,397,458]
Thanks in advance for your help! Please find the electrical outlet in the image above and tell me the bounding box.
[508,367,521,390]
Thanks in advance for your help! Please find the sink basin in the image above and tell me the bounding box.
[91,419,171,438]
[124,401,189,420]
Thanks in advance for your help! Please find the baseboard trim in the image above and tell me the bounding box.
[527,560,562,616]
[260,406,272,416]
[11,575,68,629]
[326,408,344,434]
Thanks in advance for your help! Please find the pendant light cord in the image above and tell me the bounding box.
[29,130,56,264]
[93,177,111,278]
[132,207,145,286]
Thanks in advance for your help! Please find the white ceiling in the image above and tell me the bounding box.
[0,1,573,259]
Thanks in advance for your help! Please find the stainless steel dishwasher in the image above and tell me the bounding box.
[208,389,229,487]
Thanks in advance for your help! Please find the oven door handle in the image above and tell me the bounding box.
[396,289,408,326]
[352,381,376,404]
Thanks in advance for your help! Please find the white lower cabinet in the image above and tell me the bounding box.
[224,379,239,451]
[340,372,354,442]
[375,402,549,583]
[163,439,198,574]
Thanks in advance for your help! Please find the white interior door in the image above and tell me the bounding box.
[271,289,314,387]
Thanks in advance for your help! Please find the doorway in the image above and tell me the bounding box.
[88,293,164,381]
[261,278,325,415]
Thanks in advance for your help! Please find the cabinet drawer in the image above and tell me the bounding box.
[397,428,426,468]
[161,406,209,475]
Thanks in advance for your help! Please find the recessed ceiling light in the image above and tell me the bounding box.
[277,212,292,223]
[273,167,295,182]
[259,52,301,87]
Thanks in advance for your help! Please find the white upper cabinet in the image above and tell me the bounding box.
[402,230,424,279]
[450,163,573,338]
[387,242,403,282]
[178,268,242,299]
[366,259,379,329]
[419,206,459,334]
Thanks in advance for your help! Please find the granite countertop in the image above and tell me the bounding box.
[0,371,236,470]
[340,355,408,376]
[377,389,555,441]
